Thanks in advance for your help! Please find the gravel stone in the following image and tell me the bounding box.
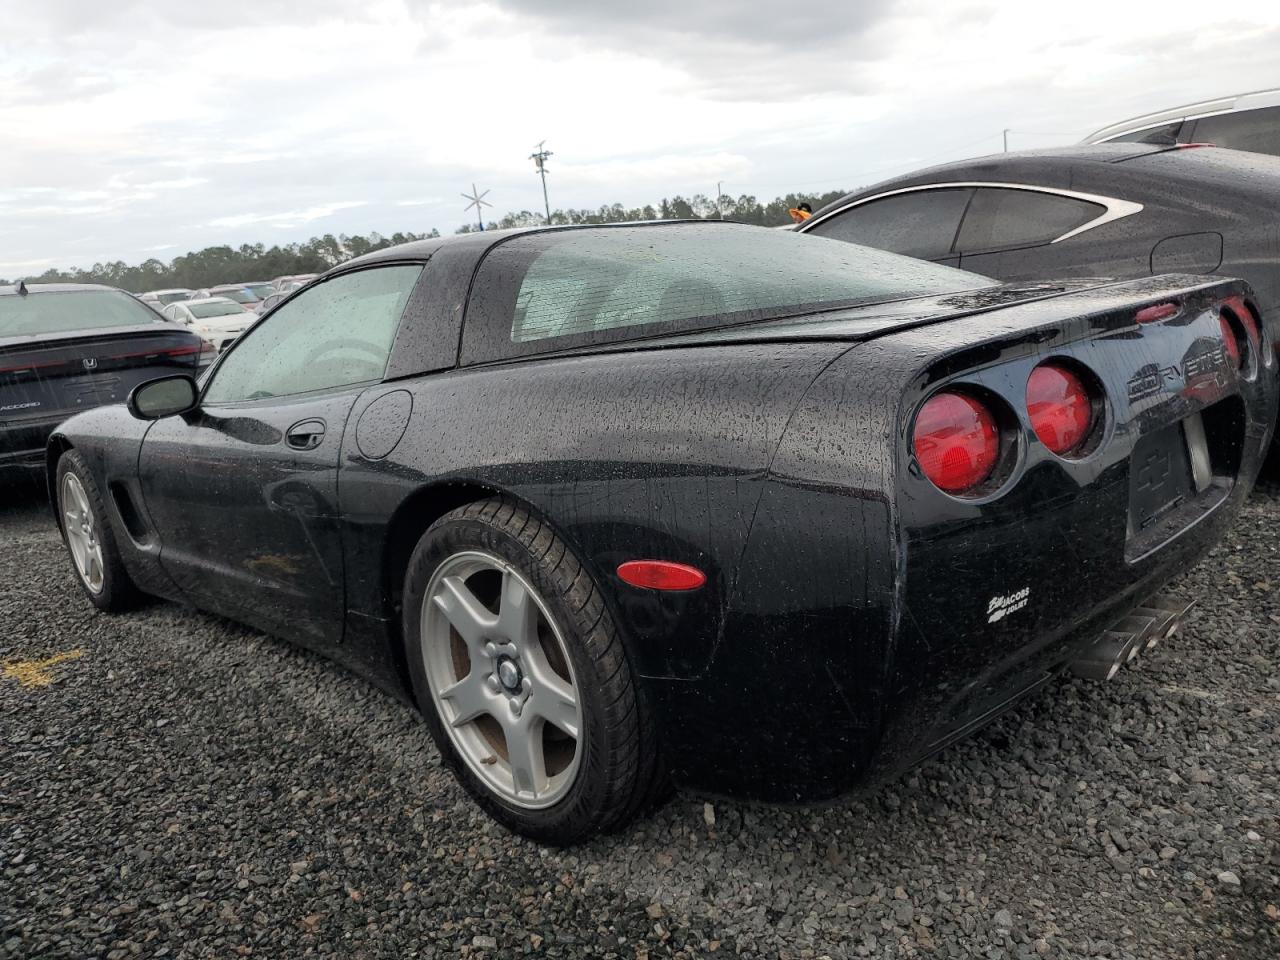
[2,472,1280,958]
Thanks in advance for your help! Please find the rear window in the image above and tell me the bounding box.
[189,300,246,319]
[0,290,161,337]
[214,288,256,303]
[156,291,191,304]
[464,223,990,361]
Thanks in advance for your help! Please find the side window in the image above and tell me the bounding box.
[1106,121,1183,144]
[203,264,423,404]
[955,188,1103,253]
[1188,107,1280,157]
[805,188,973,260]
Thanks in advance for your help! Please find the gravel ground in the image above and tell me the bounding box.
[1,472,1277,960]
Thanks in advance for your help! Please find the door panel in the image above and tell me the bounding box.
[138,390,360,646]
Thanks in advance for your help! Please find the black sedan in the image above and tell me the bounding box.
[1,283,213,476]
[46,223,1276,843]
[797,144,1280,348]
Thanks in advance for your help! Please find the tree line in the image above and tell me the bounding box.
[8,189,852,292]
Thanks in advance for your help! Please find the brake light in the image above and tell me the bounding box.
[1026,363,1094,456]
[1223,296,1259,346]
[1135,302,1178,324]
[198,340,218,366]
[1176,142,1216,149]
[912,392,999,493]
[617,560,707,591]
[1220,313,1242,368]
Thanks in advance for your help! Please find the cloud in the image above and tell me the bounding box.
[208,201,369,230]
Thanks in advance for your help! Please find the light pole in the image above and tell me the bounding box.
[530,141,553,225]
[716,181,724,220]
[1003,128,1010,152]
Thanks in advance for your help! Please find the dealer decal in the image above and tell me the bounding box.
[987,587,1030,623]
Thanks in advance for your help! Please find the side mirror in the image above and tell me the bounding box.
[127,375,199,420]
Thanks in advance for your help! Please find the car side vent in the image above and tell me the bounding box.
[109,482,151,544]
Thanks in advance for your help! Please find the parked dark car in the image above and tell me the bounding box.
[45,223,1276,843]
[1083,88,1280,156]
[1,283,212,475]
[798,145,1280,363]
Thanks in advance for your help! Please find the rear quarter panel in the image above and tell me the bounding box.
[337,341,850,684]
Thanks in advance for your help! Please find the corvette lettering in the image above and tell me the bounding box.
[987,587,1030,623]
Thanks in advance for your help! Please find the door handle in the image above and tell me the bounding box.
[286,418,326,450]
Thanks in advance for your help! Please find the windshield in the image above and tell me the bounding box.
[243,283,276,299]
[473,223,991,355]
[214,288,257,304]
[0,290,161,337]
[189,301,246,319]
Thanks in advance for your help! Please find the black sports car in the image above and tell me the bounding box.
[46,223,1276,843]
[797,144,1280,347]
[2,283,213,475]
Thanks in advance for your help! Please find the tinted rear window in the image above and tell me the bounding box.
[0,291,161,337]
[464,223,990,361]
[1189,107,1280,156]
[806,188,973,259]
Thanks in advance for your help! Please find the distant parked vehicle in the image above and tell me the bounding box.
[272,273,318,291]
[160,297,255,352]
[1083,88,1280,157]
[140,288,195,306]
[1,283,212,474]
[240,282,278,302]
[192,285,266,314]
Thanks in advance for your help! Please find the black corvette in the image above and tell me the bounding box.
[1,283,212,475]
[799,143,1280,339]
[46,223,1276,843]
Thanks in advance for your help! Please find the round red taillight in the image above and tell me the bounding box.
[1220,312,1242,368]
[912,392,999,493]
[1026,363,1094,456]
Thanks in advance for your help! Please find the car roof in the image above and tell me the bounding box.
[806,144,1280,220]
[1083,88,1280,143]
[340,221,722,272]
[0,282,121,297]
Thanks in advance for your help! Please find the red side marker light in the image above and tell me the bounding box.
[617,560,706,591]
[1135,302,1178,324]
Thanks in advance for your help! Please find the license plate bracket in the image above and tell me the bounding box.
[1128,422,1195,533]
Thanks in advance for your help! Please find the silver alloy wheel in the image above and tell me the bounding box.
[421,550,583,809]
[60,472,105,595]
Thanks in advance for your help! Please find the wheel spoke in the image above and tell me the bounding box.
[527,668,579,739]
[505,718,548,798]
[496,570,538,646]
[438,671,493,727]
[432,575,496,651]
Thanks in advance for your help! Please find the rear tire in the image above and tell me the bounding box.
[55,450,141,612]
[402,497,666,844]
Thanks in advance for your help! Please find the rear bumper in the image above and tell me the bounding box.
[1,415,64,470]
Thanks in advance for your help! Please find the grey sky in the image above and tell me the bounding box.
[2,0,1278,275]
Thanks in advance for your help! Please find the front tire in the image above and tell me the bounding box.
[402,497,664,844]
[55,450,141,612]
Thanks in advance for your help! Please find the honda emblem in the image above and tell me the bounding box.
[82,357,97,370]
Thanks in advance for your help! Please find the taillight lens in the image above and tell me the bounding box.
[198,340,218,366]
[1026,363,1094,456]
[1220,313,1242,368]
[913,392,999,493]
